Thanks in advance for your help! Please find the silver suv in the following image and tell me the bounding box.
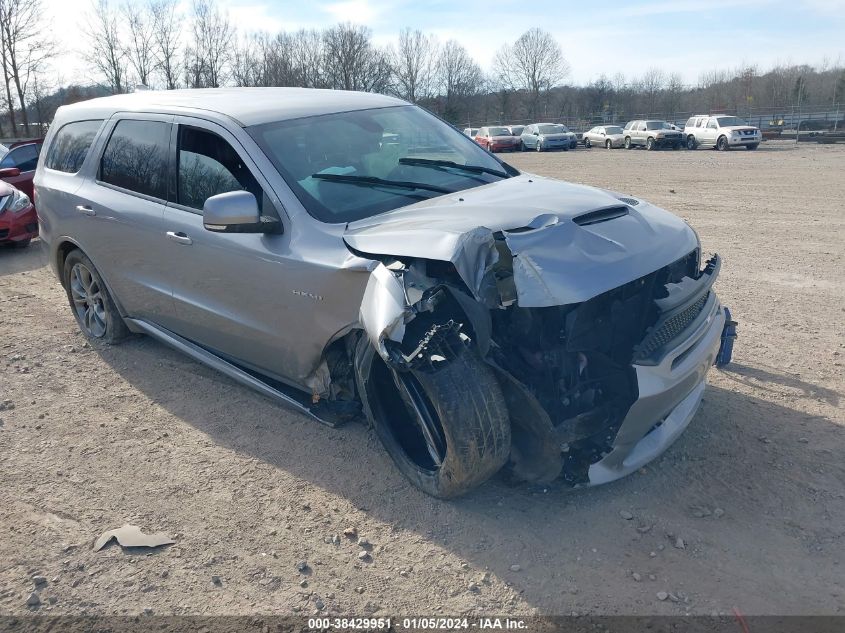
[35,88,732,498]
[622,120,684,150]
[684,115,762,150]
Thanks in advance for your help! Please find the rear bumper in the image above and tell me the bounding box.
[588,296,725,485]
[0,204,38,243]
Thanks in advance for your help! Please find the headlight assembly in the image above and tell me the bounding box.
[3,189,31,213]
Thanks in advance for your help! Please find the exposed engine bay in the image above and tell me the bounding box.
[346,220,720,486]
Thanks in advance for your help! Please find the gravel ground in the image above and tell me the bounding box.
[1,140,843,618]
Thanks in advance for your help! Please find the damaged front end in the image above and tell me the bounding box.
[351,197,729,488]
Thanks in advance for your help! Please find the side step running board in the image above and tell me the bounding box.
[125,318,334,426]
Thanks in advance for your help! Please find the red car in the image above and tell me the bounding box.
[473,126,520,152]
[0,179,38,248]
[0,140,42,200]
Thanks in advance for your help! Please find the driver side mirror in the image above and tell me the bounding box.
[203,190,281,234]
[0,167,21,178]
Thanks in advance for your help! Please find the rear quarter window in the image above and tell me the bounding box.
[44,120,104,173]
[100,119,170,200]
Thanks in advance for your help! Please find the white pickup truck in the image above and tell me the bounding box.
[684,115,762,151]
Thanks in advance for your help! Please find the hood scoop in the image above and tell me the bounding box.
[572,206,629,226]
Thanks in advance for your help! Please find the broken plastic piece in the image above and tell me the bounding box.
[715,306,737,367]
[93,524,175,552]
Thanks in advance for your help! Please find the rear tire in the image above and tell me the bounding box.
[355,338,511,498]
[63,250,130,344]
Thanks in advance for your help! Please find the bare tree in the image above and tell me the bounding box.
[189,0,234,88]
[291,29,325,88]
[0,0,55,134]
[640,67,664,115]
[435,40,482,123]
[663,72,684,116]
[30,69,58,131]
[390,28,437,103]
[232,32,260,87]
[122,2,156,87]
[322,23,392,93]
[149,0,181,89]
[82,0,128,94]
[493,28,568,119]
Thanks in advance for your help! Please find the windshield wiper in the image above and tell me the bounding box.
[398,157,508,178]
[311,173,453,194]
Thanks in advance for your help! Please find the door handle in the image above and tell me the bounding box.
[75,205,95,216]
[166,231,193,245]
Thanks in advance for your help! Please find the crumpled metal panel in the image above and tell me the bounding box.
[358,263,407,358]
[502,202,698,306]
[344,175,698,308]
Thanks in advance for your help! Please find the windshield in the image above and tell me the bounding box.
[645,121,671,130]
[605,126,623,134]
[716,116,746,127]
[488,126,511,136]
[537,124,567,134]
[249,105,514,223]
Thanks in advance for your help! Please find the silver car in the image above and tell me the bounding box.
[520,123,578,151]
[582,125,625,149]
[35,88,733,498]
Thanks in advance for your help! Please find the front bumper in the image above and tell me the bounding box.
[728,135,761,145]
[588,294,726,485]
[0,204,38,243]
[490,143,520,152]
[654,135,683,146]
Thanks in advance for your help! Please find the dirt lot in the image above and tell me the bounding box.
[1,141,843,618]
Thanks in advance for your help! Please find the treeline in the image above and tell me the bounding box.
[6,0,845,137]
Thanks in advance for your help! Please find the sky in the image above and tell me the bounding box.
[42,0,845,88]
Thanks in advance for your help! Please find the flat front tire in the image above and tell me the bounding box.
[355,338,511,498]
[63,250,130,344]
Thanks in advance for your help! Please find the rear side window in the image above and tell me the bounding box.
[44,120,103,173]
[177,126,263,211]
[100,119,170,199]
[0,144,40,171]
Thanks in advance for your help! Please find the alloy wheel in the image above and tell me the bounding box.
[69,262,107,338]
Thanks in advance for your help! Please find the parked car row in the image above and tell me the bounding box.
[467,115,763,153]
[464,123,579,152]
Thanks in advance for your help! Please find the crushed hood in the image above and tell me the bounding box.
[344,174,698,307]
